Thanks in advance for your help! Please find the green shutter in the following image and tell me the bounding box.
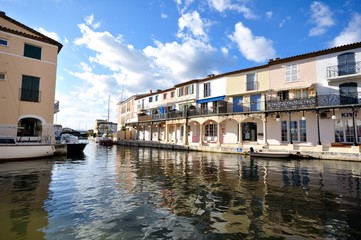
[21,75,40,102]
[24,44,42,60]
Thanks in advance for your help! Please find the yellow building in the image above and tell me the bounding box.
[0,12,62,143]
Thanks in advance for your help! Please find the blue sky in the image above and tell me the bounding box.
[2,0,361,130]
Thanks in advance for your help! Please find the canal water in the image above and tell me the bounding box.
[0,141,360,240]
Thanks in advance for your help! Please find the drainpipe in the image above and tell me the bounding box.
[352,107,357,146]
[316,110,321,145]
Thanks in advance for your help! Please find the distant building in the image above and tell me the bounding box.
[0,11,62,143]
[94,119,117,137]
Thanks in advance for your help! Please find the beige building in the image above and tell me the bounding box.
[0,12,62,142]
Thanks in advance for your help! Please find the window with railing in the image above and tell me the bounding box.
[338,52,355,76]
[246,73,257,91]
[250,94,261,111]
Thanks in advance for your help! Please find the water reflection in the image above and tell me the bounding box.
[0,142,360,239]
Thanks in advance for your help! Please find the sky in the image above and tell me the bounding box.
[1,0,361,130]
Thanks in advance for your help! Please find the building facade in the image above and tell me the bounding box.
[117,42,361,154]
[0,12,62,143]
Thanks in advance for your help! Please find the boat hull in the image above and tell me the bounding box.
[0,144,55,161]
[250,152,292,158]
[66,143,87,155]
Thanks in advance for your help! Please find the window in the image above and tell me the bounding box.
[177,88,184,97]
[278,90,289,100]
[281,120,307,142]
[171,91,175,98]
[149,96,153,103]
[250,94,261,111]
[204,82,211,97]
[0,72,5,81]
[246,73,257,91]
[24,43,42,60]
[185,84,194,95]
[339,82,358,105]
[285,64,298,82]
[0,38,8,46]
[163,93,167,100]
[294,89,309,99]
[21,75,40,102]
[233,96,243,112]
[205,123,217,137]
[338,52,355,76]
[155,95,158,101]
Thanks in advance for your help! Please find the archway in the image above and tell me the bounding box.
[17,117,42,137]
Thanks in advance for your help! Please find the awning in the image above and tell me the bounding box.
[196,95,225,104]
[269,84,314,92]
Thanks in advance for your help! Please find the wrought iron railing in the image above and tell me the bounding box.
[266,97,317,110]
[326,61,361,78]
[134,92,361,123]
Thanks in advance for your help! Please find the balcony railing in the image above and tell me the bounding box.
[266,97,317,110]
[326,61,361,78]
[133,92,361,123]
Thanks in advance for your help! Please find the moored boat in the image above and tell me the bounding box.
[250,151,292,158]
[60,131,88,155]
[0,136,55,161]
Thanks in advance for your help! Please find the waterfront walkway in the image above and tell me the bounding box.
[115,140,361,161]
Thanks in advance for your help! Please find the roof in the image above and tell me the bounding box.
[267,41,361,65]
[0,11,63,53]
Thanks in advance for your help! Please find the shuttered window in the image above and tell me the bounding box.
[21,75,40,102]
[24,43,42,60]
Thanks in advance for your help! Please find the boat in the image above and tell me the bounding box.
[60,131,88,155]
[249,147,292,158]
[0,136,55,161]
[250,151,292,158]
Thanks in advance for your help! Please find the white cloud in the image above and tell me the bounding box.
[177,11,208,41]
[61,14,233,129]
[84,14,101,29]
[279,16,291,28]
[229,22,276,63]
[329,13,361,47]
[161,13,168,19]
[309,1,334,36]
[208,0,256,19]
[37,27,60,42]
[266,11,273,19]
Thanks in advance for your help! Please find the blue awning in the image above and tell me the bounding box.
[196,95,225,104]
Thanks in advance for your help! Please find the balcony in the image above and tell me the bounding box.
[326,62,361,80]
[266,92,361,110]
[266,97,317,110]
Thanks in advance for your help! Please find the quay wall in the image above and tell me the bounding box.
[115,140,361,162]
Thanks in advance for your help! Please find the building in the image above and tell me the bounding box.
[117,42,361,157]
[0,12,62,143]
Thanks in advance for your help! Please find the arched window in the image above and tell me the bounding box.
[338,52,355,76]
[17,118,42,136]
[339,82,358,105]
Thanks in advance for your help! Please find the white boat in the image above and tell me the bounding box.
[249,147,292,158]
[250,151,292,158]
[0,137,55,161]
[60,131,88,155]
